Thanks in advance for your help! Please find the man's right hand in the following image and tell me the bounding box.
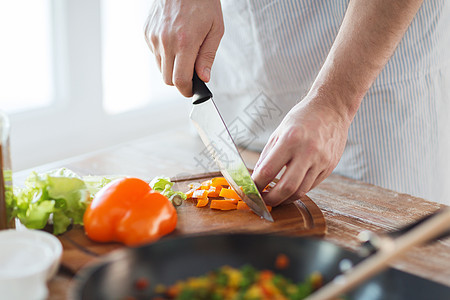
[145,0,224,97]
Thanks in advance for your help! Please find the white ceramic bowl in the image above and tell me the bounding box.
[0,229,63,300]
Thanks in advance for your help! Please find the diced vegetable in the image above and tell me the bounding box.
[206,186,221,197]
[211,177,229,187]
[218,188,241,200]
[274,253,290,270]
[200,180,212,190]
[237,201,251,210]
[192,189,208,199]
[196,198,209,208]
[188,182,201,189]
[210,199,238,210]
[155,265,324,299]
[184,176,272,215]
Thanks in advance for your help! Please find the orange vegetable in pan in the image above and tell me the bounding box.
[83,177,177,246]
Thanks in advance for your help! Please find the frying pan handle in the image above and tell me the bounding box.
[192,71,212,105]
[359,208,450,256]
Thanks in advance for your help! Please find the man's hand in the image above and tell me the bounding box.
[252,96,351,207]
[145,0,224,97]
[252,0,423,206]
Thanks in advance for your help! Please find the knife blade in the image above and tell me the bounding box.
[190,72,273,222]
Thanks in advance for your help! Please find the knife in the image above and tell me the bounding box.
[190,72,273,222]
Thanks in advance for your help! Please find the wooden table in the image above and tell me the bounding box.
[13,127,450,299]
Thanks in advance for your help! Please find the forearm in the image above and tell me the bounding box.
[308,0,423,122]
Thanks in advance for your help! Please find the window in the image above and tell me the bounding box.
[4,0,188,171]
[0,0,53,113]
[101,0,181,114]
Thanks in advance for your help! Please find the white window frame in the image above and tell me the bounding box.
[9,0,189,171]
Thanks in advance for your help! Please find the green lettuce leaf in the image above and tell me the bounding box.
[82,174,126,198]
[12,168,90,234]
[149,176,187,205]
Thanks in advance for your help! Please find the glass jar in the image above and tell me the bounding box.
[0,111,14,229]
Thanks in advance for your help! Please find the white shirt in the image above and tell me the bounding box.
[209,0,450,204]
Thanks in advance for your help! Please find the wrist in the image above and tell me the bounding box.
[305,74,364,126]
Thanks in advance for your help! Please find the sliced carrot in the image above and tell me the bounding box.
[210,200,238,210]
[188,182,201,190]
[237,201,272,212]
[196,198,209,207]
[200,180,212,190]
[207,186,221,197]
[192,189,208,199]
[237,201,251,210]
[219,188,241,200]
[185,189,195,199]
[211,177,229,187]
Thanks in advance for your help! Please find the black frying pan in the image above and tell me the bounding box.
[72,233,450,300]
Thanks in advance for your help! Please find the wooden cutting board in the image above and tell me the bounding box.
[57,172,326,275]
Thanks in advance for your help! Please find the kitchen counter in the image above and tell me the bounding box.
[13,127,450,299]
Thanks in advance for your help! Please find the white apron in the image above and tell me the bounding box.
[209,0,450,205]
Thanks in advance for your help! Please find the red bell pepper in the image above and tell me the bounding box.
[83,177,177,246]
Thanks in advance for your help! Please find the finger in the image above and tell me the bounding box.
[194,23,224,82]
[310,169,330,190]
[252,142,291,192]
[296,166,322,196]
[161,53,175,86]
[254,134,278,171]
[263,161,309,207]
[144,22,157,54]
[173,51,197,97]
[155,54,162,72]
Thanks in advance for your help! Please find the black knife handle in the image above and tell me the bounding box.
[192,71,212,105]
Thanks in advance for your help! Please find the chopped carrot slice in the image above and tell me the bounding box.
[200,180,212,190]
[196,198,209,207]
[237,201,251,210]
[211,177,229,187]
[219,188,241,200]
[210,200,238,210]
[188,182,201,189]
[207,186,221,197]
[237,201,272,212]
[192,189,208,199]
[185,189,195,199]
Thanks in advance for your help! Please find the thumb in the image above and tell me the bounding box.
[195,26,223,83]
